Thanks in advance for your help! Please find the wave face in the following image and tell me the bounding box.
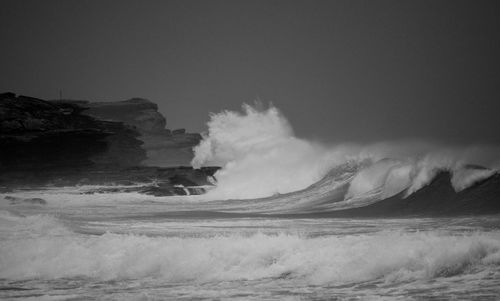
[186,104,500,217]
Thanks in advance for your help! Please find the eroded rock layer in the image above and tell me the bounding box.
[0,92,146,170]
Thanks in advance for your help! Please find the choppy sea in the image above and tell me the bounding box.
[1,186,500,300]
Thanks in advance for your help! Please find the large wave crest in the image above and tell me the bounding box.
[191,104,342,199]
[191,103,500,201]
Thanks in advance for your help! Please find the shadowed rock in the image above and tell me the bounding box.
[0,93,146,170]
[0,92,216,196]
[4,196,47,205]
[80,97,201,166]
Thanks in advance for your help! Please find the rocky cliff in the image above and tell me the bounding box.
[84,98,167,134]
[1,93,202,169]
[0,92,215,195]
[82,98,201,166]
[0,92,146,170]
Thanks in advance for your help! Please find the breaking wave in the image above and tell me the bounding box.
[191,103,500,209]
[191,104,344,199]
[1,213,500,284]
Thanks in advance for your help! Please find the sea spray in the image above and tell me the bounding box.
[191,103,500,200]
[191,104,342,199]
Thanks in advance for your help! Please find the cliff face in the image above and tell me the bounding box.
[0,93,202,170]
[82,98,201,166]
[0,93,146,170]
[84,98,167,134]
[0,92,214,195]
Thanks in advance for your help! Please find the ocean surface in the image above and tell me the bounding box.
[1,184,500,301]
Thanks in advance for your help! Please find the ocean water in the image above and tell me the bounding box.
[2,104,500,300]
[1,186,500,301]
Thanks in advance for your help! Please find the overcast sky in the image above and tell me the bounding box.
[1,0,499,144]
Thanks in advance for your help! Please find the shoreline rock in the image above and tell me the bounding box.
[0,166,219,196]
[0,92,215,196]
[0,92,147,170]
[79,97,202,166]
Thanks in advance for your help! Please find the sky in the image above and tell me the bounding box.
[1,0,499,144]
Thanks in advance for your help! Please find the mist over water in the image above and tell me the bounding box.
[192,103,500,200]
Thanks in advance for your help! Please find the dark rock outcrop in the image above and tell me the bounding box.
[172,128,186,135]
[0,92,146,170]
[1,93,202,169]
[80,97,201,166]
[4,195,47,205]
[0,165,219,196]
[0,92,215,196]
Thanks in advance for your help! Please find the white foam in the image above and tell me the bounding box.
[345,154,498,201]
[0,186,181,207]
[1,214,500,284]
[191,104,342,199]
[189,103,500,201]
[451,167,496,192]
